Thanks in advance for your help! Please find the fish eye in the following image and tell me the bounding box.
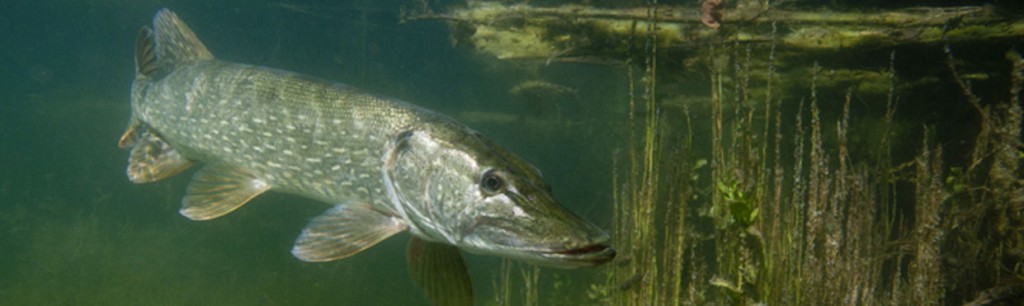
[480,170,505,194]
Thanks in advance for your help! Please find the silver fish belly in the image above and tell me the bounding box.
[121,9,614,306]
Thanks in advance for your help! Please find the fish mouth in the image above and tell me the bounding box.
[541,243,616,268]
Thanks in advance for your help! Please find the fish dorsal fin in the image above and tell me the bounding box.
[180,164,269,220]
[152,9,213,66]
[407,237,474,306]
[291,203,407,262]
[127,130,194,183]
[134,27,158,78]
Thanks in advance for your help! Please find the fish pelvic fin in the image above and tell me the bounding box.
[291,203,407,262]
[180,164,269,220]
[126,130,193,183]
[407,237,474,306]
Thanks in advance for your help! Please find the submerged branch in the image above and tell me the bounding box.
[414,1,1018,61]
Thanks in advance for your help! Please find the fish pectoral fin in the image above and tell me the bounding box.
[291,203,407,262]
[407,237,474,306]
[127,131,193,183]
[180,164,269,221]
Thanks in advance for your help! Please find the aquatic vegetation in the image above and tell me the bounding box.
[3,2,1020,305]
[457,2,1024,305]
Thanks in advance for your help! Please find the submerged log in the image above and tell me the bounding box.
[406,1,1021,62]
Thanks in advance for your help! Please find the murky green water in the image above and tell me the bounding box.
[0,1,618,305]
[2,0,1022,305]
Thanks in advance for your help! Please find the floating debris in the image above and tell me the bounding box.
[509,80,578,119]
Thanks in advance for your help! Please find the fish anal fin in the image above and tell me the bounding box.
[152,9,214,66]
[127,131,193,183]
[407,237,474,306]
[291,203,406,262]
[181,164,269,221]
[118,119,141,149]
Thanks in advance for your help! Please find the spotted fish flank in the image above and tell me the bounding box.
[121,9,614,306]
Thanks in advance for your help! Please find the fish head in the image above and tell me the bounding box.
[383,124,615,269]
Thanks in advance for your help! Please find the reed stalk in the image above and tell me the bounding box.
[608,2,665,305]
[491,4,1022,306]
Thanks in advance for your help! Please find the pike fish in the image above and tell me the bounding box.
[120,9,614,305]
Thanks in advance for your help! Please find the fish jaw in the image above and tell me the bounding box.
[533,243,617,268]
[455,189,616,269]
[459,231,616,269]
[383,126,616,268]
